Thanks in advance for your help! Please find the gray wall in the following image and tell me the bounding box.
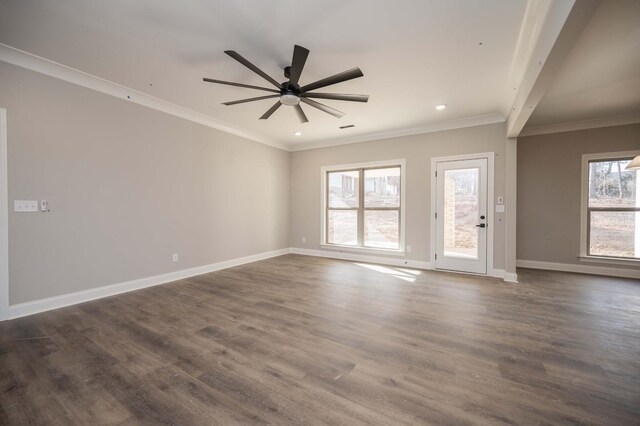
[517,124,640,270]
[290,123,511,270]
[1,62,290,304]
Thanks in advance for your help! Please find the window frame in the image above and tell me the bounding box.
[321,160,406,255]
[580,150,640,264]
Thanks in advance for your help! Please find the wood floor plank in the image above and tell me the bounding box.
[1,254,639,425]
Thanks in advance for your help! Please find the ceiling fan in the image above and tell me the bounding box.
[203,45,369,123]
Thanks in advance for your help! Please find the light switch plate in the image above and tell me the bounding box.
[496,204,505,213]
[14,200,39,212]
[497,196,504,204]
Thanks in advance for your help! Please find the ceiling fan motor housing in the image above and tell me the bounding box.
[280,76,301,105]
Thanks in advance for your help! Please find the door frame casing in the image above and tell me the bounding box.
[430,152,495,276]
[0,108,8,320]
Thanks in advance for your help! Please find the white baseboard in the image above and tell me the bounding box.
[516,259,640,279]
[7,248,290,320]
[6,247,529,321]
[489,268,504,280]
[489,268,519,283]
[290,247,433,270]
[291,247,519,282]
[503,272,519,283]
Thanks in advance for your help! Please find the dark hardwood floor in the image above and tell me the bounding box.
[1,254,639,425]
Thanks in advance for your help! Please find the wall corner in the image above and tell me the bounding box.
[505,137,518,279]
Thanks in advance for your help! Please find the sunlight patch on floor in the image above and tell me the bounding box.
[353,263,420,282]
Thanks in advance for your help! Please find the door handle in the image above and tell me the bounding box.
[476,223,486,228]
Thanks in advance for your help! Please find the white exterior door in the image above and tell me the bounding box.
[435,158,488,274]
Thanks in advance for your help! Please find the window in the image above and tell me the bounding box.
[581,152,640,260]
[323,161,404,251]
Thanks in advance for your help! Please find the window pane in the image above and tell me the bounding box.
[590,211,638,258]
[328,170,359,208]
[443,168,479,259]
[328,210,357,245]
[364,167,400,208]
[588,160,637,208]
[364,210,399,249]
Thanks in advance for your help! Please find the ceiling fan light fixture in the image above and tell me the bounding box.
[280,94,300,106]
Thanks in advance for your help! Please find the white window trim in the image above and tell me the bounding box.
[320,159,406,254]
[579,150,640,265]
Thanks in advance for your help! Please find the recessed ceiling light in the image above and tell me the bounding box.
[435,104,447,111]
[293,132,302,136]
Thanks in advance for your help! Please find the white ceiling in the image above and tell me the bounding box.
[0,0,528,147]
[525,0,640,128]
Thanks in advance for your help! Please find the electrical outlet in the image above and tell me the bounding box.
[14,200,38,212]
[406,245,412,252]
[172,253,179,262]
[301,237,306,243]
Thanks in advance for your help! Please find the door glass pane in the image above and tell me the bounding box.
[588,160,637,208]
[328,171,359,208]
[364,210,399,249]
[590,211,638,258]
[328,210,357,245]
[443,168,479,259]
[364,167,400,208]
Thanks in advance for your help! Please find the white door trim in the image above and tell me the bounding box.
[430,152,495,276]
[0,108,8,320]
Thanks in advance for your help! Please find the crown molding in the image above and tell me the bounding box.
[0,43,510,153]
[0,43,287,151]
[519,113,640,137]
[289,113,506,152]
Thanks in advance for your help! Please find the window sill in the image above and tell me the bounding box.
[579,255,640,266]
[320,244,406,257]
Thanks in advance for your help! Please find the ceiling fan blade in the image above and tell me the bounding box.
[294,104,309,123]
[300,97,344,118]
[203,78,279,93]
[260,101,282,120]
[302,92,369,103]
[287,45,310,87]
[300,67,364,93]
[223,94,280,106]
[225,50,281,88]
